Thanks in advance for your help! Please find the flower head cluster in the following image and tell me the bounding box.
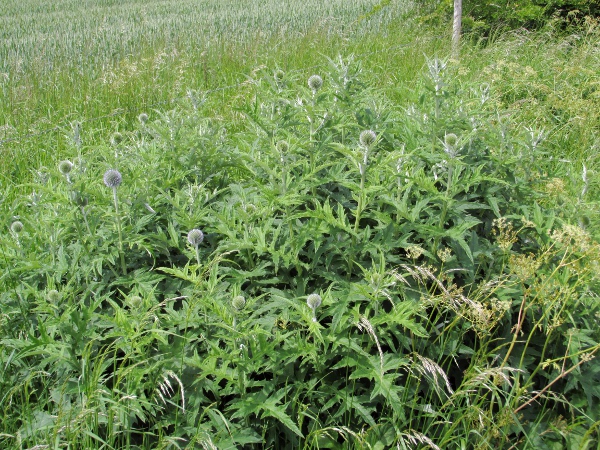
[232,295,246,311]
[308,75,323,93]
[58,160,73,176]
[359,130,377,148]
[307,293,322,322]
[10,221,23,234]
[187,229,204,247]
[103,169,122,188]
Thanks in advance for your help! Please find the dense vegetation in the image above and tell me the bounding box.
[421,0,600,32]
[1,1,600,449]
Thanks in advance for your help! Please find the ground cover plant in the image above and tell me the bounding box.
[1,1,600,449]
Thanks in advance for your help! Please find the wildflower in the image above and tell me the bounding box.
[10,221,23,234]
[47,289,61,303]
[187,229,204,265]
[138,113,149,125]
[187,229,204,247]
[58,160,73,175]
[59,160,74,183]
[359,130,377,148]
[307,293,322,322]
[110,132,123,146]
[232,295,246,311]
[276,140,289,153]
[103,169,122,188]
[274,69,285,82]
[444,133,458,148]
[307,293,322,309]
[127,295,143,309]
[308,75,323,93]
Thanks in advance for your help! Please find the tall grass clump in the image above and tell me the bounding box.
[1,46,599,450]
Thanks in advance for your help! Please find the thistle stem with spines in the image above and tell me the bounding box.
[112,186,127,276]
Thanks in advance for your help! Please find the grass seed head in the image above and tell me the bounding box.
[103,169,122,188]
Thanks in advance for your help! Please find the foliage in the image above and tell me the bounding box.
[418,0,600,33]
[1,46,600,449]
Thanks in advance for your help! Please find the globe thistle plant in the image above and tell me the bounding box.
[307,293,322,322]
[187,228,204,265]
[10,220,23,234]
[274,69,285,83]
[359,130,377,149]
[47,289,61,303]
[58,160,74,183]
[104,169,122,188]
[110,132,123,147]
[232,295,246,312]
[308,74,323,95]
[443,133,459,158]
[104,169,126,275]
[10,220,23,246]
[71,121,82,148]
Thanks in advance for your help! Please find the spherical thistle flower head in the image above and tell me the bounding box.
[58,160,73,175]
[110,132,123,146]
[10,221,23,234]
[359,130,377,148]
[103,169,122,188]
[444,133,458,148]
[232,295,246,311]
[47,289,61,303]
[308,74,323,92]
[138,113,149,125]
[306,293,322,310]
[276,140,289,153]
[127,295,143,309]
[187,228,204,247]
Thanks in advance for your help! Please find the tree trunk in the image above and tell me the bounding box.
[452,0,462,56]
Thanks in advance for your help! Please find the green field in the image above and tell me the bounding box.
[1,1,600,449]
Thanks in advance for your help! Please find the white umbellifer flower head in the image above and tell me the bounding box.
[232,295,246,311]
[187,229,204,247]
[58,160,73,175]
[308,75,323,92]
[103,169,122,188]
[306,293,322,310]
[10,221,23,234]
[359,130,377,148]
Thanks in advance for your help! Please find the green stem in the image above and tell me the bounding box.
[194,246,201,266]
[432,163,453,256]
[112,187,127,276]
